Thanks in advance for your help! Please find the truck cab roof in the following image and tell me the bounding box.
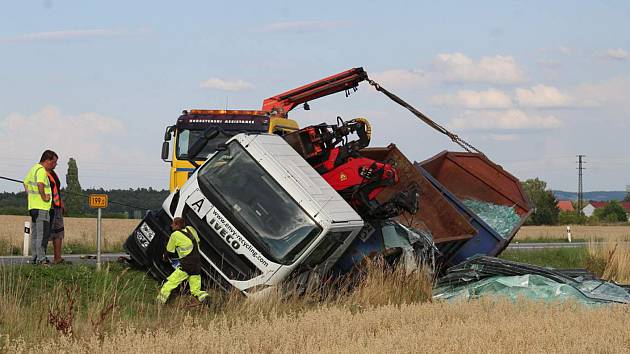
[231,133,363,226]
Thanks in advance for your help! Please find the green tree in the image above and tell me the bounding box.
[65,157,84,216]
[558,210,587,225]
[521,178,560,225]
[593,201,628,222]
[624,191,630,202]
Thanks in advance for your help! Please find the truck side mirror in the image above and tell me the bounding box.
[164,125,175,141]
[188,127,220,159]
[161,141,170,161]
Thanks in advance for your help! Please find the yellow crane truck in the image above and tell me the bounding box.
[161,68,368,191]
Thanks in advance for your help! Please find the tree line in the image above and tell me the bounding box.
[0,158,168,218]
[522,178,630,225]
[0,188,169,218]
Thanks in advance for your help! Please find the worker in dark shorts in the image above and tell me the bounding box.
[46,168,66,264]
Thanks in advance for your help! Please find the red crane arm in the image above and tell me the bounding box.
[262,67,368,116]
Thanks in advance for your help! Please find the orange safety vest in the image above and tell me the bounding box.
[47,171,62,208]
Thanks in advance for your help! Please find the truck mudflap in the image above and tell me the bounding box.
[123,209,174,281]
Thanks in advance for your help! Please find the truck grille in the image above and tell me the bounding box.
[183,206,261,282]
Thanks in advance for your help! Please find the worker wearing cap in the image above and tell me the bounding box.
[157,217,209,304]
[24,150,57,264]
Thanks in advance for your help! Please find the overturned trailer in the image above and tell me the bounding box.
[417,151,532,266]
[340,145,532,271]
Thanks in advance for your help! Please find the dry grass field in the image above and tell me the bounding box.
[6,299,630,353]
[1,260,629,353]
[588,241,630,284]
[2,218,630,352]
[515,225,630,242]
[0,215,138,255]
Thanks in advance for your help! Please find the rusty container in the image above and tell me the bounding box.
[360,145,477,249]
[417,151,532,265]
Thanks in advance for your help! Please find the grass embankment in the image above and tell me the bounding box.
[500,248,589,269]
[2,262,630,353]
[0,215,136,255]
[1,246,629,352]
[0,261,432,351]
[500,242,630,286]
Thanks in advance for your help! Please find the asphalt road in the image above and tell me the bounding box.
[0,253,128,265]
[506,242,588,250]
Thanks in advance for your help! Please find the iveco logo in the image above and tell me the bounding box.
[207,214,241,250]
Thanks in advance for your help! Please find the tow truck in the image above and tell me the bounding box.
[162,68,368,191]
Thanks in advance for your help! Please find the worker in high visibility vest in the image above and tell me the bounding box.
[23,150,58,264]
[47,168,66,264]
[157,217,210,304]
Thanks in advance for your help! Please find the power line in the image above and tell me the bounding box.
[0,175,152,210]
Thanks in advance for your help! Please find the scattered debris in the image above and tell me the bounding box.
[434,256,630,304]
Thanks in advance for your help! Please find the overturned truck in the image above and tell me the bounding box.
[126,133,364,295]
[125,68,533,295]
[125,130,532,295]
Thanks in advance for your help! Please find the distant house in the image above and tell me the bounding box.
[557,200,575,212]
[582,201,630,218]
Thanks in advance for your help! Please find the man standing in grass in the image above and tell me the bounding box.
[157,217,210,304]
[24,150,57,264]
[46,166,66,264]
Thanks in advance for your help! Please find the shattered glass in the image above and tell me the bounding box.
[434,255,630,304]
[462,199,521,239]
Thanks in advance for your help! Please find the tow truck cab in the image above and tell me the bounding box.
[162,110,299,192]
[127,133,364,295]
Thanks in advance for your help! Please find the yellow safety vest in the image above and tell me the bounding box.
[24,163,52,211]
[166,226,200,259]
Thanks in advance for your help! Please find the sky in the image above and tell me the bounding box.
[1,1,629,193]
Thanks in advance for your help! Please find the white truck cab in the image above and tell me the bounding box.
[127,133,364,295]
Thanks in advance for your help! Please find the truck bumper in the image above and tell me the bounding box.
[123,209,174,281]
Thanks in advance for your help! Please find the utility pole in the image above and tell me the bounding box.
[577,155,586,214]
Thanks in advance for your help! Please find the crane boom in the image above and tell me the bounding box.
[262,67,368,116]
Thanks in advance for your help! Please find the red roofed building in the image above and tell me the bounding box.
[557,200,575,212]
[582,201,630,218]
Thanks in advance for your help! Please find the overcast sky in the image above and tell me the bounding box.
[1,1,629,193]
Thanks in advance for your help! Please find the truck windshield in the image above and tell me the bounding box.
[176,129,233,160]
[197,141,322,264]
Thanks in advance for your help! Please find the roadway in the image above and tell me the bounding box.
[0,253,128,265]
[506,242,588,250]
